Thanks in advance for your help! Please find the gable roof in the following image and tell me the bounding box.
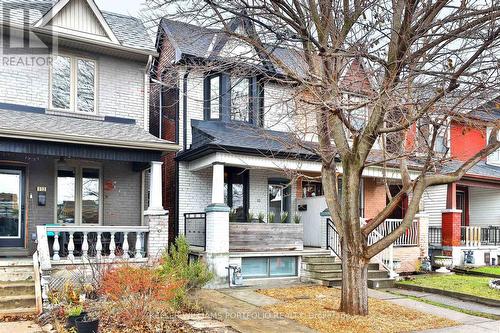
[159,18,308,77]
[0,0,155,52]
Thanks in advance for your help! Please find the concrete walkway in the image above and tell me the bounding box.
[0,321,45,333]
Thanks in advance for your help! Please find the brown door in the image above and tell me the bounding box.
[456,190,467,227]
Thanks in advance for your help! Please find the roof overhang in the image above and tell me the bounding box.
[0,128,180,153]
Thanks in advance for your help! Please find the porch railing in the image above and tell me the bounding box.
[428,227,442,246]
[184,213,206,250]
[326,218,341,259]
[461,226,500,246]
[38,225,149,262]
[373,219,419,247]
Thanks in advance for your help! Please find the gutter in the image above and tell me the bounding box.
[0,129,180,152]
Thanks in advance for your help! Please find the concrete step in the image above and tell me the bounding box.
[0,295,36,310]
[306,269,388,280]
[0,281,35,297]
[302,255,336,264]
[303,262,342,271]
[0,307,37,317]
[0,266,34,282]
[368,278,395,289]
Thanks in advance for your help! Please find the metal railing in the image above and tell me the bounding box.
[184,212,206,250]
[326,218,341,259]
[428,227,442,246]
[37,225,149,262]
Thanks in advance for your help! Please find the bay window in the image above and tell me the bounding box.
[56,164,102,225]
[51,55,97,114]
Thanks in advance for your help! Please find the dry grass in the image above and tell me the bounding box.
[258,286,458,333]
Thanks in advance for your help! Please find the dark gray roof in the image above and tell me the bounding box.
[0,0,155,52]
[441,160,500,180]
[468,96,500,122]
[179,120,317,159]
[160,18,307,76]
[0,108,175,151]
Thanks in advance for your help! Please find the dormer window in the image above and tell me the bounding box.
[51,55,97,114]
[204,74,263,126]
[230,78,251,122]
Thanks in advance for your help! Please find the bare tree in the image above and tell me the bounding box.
[146,0,500,315]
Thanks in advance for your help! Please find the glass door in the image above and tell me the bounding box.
[0,169,24,247]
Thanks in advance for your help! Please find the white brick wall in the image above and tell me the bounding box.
[145,213,169,258]
[0,39,148,127]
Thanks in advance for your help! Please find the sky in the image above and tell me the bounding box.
[95,0,146,16]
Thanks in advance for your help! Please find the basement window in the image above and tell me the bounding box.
[241,257,297,278]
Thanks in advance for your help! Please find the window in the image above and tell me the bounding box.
[241,257,297,278]
[56,165,101,225]
[230,78,250,122]
[224,167,249,222]
[207,75,221,119]
[487,127,500,164]
[302,181,323,198]
[51,55,97,113]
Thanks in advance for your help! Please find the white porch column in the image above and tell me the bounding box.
[211,163,225,204]
[205,163,230,288]
[146,161,166,214]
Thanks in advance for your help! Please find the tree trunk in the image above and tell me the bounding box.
[339,241,369,316]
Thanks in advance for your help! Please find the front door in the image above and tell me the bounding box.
[456,190,467,227]
[0,169,25,248]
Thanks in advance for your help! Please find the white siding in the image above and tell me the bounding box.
[422,185,447,227]
[49,0,107,37]
[469,187,500,226]
[263,82,295,132]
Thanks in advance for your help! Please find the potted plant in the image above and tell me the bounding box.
[258,212,265,223]
[268,212,275,223]
[280,211,289,223]
[293,214,301,224]
[66,305,86,329]
[75,313,99,333]
[434,255,453,273]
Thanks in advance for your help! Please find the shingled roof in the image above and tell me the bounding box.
[0,0,155,52]
[0,106,177,151]
[441,160,500,180]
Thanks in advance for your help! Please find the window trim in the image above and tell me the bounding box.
[49,54,98,115]
[54,160,103,226]
[204,74,222,120]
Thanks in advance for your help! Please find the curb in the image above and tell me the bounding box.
[395,283,500,307]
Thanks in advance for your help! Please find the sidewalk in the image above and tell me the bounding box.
[0,321,45,333]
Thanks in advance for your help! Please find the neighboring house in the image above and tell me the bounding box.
[151,17,429,287]
[425,97,500,266]
[0,0,178,312]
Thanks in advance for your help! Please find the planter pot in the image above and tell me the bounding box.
[67,312,87,329]
[76,318,99,333]
[434,255,453,273]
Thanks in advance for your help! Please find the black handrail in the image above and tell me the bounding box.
[326,218,342,259]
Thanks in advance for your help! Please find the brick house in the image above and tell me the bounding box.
[425,97,500,266]
[150,17,429,287]
[0,0,178,313]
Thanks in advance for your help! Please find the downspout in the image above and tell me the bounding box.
[144,55,153,131]
[176,68,191,238]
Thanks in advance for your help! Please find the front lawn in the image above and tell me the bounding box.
[398,274,500,300]
[258,286,457,333]
[470,266,500,276]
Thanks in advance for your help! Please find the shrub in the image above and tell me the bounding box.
[158,236,212,292]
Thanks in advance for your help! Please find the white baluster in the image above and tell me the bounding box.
[109,232,116,259]
[68,232,75,261]
[82,232,89,258]
[52,233,60,261]
[122,232,130,259]
[96,232,103,258]
[134,232,143,259]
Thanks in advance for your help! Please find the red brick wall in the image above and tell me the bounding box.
[442,211,462,247]
[450,120,486,161]
[363,178,386,219]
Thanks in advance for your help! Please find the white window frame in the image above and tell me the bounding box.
[49,54,98,115]
[54,161,103,226]
[487,127,500,164]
